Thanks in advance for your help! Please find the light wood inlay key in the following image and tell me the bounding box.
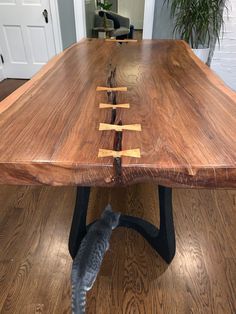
[105,39,138,43]
[99,123,141,132]
[99,103,130,109]
[98,149,141,158]
[96,86,128,92]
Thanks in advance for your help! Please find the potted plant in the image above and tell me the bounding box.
[97,1,113,29]
[165,0,227,63]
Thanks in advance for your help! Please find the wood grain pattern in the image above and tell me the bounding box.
[0,42,80,115]
[0,39,235,187]
[0,185,235,313]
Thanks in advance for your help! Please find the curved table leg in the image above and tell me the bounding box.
[68,186,91,259]
[68,185,176,264]
[119,186,175,263]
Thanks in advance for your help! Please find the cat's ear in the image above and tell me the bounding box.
[101,204,113,219]
[111,211,120,229]
[104,204,113,213]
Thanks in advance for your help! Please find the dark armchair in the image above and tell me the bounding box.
[94,11,131,38]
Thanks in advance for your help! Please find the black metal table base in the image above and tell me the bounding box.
[68,186,176,264]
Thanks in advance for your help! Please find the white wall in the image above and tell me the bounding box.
[211,1,236,91]
[118,0,145,29]
[110,0,118,12]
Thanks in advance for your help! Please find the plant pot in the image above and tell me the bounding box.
[98,31,106,39]
[192,48,210,64]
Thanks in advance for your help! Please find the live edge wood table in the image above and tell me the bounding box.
[0,39,236,265]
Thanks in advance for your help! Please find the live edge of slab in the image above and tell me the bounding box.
[0,39,235,188]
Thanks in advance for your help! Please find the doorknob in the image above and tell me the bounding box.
[42,9,48,23]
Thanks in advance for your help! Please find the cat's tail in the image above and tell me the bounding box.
[71,268,87,314]
[72,285,86,314]
[72,288,86,314]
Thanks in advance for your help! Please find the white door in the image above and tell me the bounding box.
[0,0,57,78]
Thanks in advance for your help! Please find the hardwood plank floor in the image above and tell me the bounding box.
[0,79,28,102]
[0,185,235,314]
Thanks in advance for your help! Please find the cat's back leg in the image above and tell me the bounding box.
[85,272,98,291]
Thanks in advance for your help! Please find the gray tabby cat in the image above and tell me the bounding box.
[71,204,120,314]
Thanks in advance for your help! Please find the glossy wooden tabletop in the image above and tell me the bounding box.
[0,39,235,188]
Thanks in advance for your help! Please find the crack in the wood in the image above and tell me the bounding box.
[107,66,123,182]
[113,121,123,183]
[107,65,117,124]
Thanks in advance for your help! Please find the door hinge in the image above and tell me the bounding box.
[0,54,4,64]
